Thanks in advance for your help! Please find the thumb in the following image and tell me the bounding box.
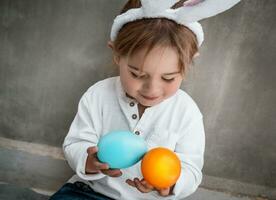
[87,146,98,155]
[158,188,170,197]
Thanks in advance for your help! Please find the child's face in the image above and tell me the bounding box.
[117,45,184,107]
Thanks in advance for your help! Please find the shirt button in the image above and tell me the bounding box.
[129,102,135,107]
[132,114,137,119]
[134,131,140,135]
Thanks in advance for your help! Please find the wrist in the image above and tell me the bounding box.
[85,169,99,174]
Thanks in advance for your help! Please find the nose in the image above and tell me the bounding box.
[142,78,161,96]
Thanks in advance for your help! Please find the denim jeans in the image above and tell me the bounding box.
[49,181,114,200]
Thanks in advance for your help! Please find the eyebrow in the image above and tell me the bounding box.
[128,65,180,76]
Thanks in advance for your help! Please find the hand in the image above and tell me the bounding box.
[126,178,172,197]
[85,146,122,177]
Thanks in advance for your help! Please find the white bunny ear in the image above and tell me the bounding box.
[141,0,179,14]
[183,0,205,7]
[177,0,241,22]
[111,0,241,46]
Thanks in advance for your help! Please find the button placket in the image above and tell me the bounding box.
[128,101,138,119]
[133,127,143,137]
[132,114,138,120]
[134,130,140,135]
[129,101,139,121]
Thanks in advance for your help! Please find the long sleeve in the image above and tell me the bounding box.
[173,116,205,199]
[60,77,206,200]
[63,91,105,180]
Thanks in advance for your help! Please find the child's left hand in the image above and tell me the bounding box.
[126,178,172,197]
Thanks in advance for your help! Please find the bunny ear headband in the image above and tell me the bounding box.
[110,0,241,47]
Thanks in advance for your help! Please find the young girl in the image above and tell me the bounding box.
[50,0,240,199]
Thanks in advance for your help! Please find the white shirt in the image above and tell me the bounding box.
[63,76,205,200]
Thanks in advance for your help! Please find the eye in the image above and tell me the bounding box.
[129,71,147,79]
[130,71,138,78]
[162,77,175,82]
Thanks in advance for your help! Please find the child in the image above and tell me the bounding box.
[50,0,240,199]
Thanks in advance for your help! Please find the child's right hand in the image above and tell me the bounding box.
[85,146,122,177]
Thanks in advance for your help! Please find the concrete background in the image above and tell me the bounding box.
[0,0,275,199]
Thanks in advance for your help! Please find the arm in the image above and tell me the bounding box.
[63,91,105,180]
[126,117,205,198]
[172,116,205,198]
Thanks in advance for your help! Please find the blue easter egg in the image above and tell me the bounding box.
[97,131,147,169]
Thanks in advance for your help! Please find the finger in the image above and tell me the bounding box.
[134,178,152,193]
[141,179,154,190]
[126,179,136,187]
[87,146,98,155]
[101,169,122,177]
[104,170,122,177]
[93,161,109,170]
[158,188,170,197]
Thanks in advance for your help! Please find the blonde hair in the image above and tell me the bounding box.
[113,0,198,77]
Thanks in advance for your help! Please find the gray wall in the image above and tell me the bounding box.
[186,0,276,189]
[0,0,275,198]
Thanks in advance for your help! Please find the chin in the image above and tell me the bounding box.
[138,99,162,107]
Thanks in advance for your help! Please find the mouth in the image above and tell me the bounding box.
[141,94,159,101]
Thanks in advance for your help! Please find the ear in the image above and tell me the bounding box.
[108,41,120,65]
[107,41,114,50]
[193,52,200,58]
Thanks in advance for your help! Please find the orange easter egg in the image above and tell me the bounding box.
[141,147,181,189]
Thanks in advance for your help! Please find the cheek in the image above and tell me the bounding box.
[164,82,181,96]
[120,72,140,92]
